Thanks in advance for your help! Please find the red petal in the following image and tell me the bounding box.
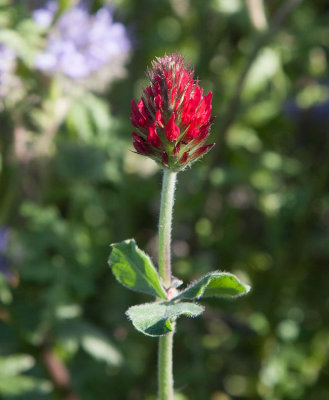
[190,85,202,109]
[181,82,196,126]
[185,127,199,142]
[131,99,147,128]
[205,91,212,107]
[132,132,151,154]
[134,140,151,154]
[180,152,189,164]
[131,99,139,114]
[155,93,162,109]
[147,124,162,148]
[137,100,148,119]
[155,109,164,127]
[178,70,191,93]
[145,86,153,97]
[132,131,143,142]
[194,124,210,143]
[198,91,212,125]
[170,87,177,105]
[165,113,180,141]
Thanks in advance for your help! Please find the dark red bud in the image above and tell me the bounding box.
[192,143,215,158]
[180,152,189,164]
[162,151,169,165]
[173,142,181,155]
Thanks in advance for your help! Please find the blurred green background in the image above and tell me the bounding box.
[0,0,329,399]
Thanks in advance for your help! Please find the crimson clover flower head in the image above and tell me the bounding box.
[131,54,215,171]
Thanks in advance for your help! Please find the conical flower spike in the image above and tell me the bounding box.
[130,54,215,171]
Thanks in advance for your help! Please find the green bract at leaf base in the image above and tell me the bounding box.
[108,239,167,300]
[126,302,204,337]
[173,271,251,301]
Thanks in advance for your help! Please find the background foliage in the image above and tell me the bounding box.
[1,0,329,399]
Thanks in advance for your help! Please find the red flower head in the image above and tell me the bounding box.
[130,54,215,171]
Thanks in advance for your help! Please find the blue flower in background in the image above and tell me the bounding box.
[285,98,329,124]
[34,2,131,79]
[32,1,57,28]
[0,226,16,285]
[0,226,9,253]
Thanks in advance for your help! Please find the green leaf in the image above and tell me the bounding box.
[108,239,167,299]
[0,355,34,376]
[174,272,251,300]
[0,376,51,396]
[126,302,204,337]
[82,93,112,133]
[56,320,123,367]
[80,325,123,367]
[59,0,75,12]
[66,101,93,140]
[0,355,52,396]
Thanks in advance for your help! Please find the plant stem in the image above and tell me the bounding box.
[158,169,177,287]
[158,331,174,400]
[158,168,177,400]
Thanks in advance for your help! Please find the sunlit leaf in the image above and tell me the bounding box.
[0,355,34,376]
[174,272,251,300]
[126,302,204,337]
[109,239,167,299]
[0,376,51,396]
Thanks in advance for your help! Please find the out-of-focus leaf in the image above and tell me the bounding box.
[0,24,42,65]
[0,354,34,376]
[66,100,94,140]
[244,48,281,95]
[126,302,204,337]
[82,93,112,133]
[0,376,51,396]
[227,125,262,152]
[55,141,107,181]
[59,0,76,13]
[0,355,51,396]
[0,273,13,303]
[81,328,123,367]
[56,320,123,367]
[0,30,26,55]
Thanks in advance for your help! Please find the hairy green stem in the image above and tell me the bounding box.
[158,168,177,400]
[158,331,174,400]
[158,169,177,287]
